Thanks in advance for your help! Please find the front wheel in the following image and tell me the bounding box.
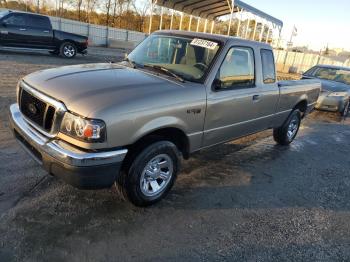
[116,141,181,207]
[59,42,77,58]
[273,109,301,145]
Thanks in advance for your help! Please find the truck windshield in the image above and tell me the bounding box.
[126,35,221,83]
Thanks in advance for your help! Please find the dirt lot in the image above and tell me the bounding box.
[0,49,350,262]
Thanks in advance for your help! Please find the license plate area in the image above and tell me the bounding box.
[14,129,43,164]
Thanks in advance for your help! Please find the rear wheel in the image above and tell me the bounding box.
[59,42,77,58]
[116,141,181,207]
[273,109,301,145]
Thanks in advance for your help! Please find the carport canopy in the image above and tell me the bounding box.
[156,0,283,26]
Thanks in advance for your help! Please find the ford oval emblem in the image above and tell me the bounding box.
[28,103,38,115]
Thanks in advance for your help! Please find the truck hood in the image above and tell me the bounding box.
[23,63,185,117]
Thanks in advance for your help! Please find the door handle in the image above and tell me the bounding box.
[252,95,260,102]
[43,30,50,33]
[19,28,26,31]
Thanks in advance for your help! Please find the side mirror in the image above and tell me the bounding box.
[212,78,223,90]
[1,22,7,27]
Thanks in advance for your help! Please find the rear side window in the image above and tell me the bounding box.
[216,46,255,90]
[3,14,27,26]
[28,15,51,29]
[261,49,276,84]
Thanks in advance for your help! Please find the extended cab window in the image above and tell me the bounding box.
[261,49,276,84]
[3,14,27,27]
[29,15,51,29]
[216,47,255,90]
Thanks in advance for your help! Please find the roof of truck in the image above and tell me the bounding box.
[154,30,272,49]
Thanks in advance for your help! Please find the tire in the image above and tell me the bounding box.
[116,141,181,207]
[340,100,349,117]
[59,42,77,58]
[273,109,301,145]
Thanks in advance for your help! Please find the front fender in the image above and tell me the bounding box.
[130,116,188,144]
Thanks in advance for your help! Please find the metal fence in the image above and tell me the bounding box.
[49,16,147,47]
[274,49,350,74]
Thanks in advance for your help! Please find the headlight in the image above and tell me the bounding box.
[60,112,106,143]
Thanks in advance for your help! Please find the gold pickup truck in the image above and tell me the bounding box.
[9,30,321,206]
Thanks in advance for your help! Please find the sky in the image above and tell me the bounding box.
[243,0,350,51]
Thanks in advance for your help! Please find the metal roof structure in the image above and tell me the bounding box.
[148,0,284,47]
[157,0,283,27]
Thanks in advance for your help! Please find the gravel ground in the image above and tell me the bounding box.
[0,48,350,262]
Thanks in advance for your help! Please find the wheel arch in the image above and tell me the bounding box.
[293,98,308,118]
[122,126,190,172]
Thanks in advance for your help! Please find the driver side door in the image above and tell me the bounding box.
[0,13,30,47]
[203,46,263,147]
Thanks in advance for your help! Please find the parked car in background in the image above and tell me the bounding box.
[302,65,350,116]
[0,10,88,58]
[9,31,321,206]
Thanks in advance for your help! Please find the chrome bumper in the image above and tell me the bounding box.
[9,103,127,167]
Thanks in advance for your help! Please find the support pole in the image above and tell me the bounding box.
[203,19,208,33]
[252,18,257,40]
[159,7,163,30]
[244,18,250,39]
[276,26,282,48]
[227,0,235,36]
[170,9,174,30]
[179,12,184,30]
[196,17,200,32]
[188,15,192,31]
[148,0,157,34]
[259,22,265,42]
[236,8,243,37]
[265,24,270,43]
[210,20,214,34]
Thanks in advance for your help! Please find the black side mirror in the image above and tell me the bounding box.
[212,78,223,90]
[2,22,7,27]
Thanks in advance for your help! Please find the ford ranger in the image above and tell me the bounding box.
[9,30,321,206]
[0,10,88,58]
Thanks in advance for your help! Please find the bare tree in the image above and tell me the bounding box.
[77,0,83,21]
[131,0,149,32]
[105,0,112,26]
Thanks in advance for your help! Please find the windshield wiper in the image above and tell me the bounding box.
[143,64,185,83]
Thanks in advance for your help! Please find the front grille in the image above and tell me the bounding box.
[19,87,56,132]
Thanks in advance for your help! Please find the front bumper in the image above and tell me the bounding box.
[9,103,127,189]
[315,94,349,113]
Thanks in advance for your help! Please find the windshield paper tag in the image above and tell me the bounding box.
[190,38,218,50]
